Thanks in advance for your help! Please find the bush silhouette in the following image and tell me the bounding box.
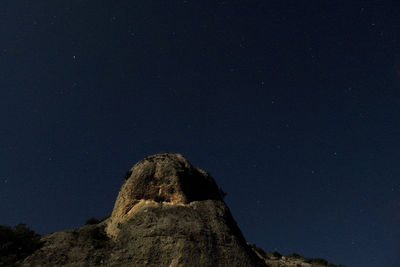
[85,217,101,225]
[0,223,41,266]
[310,257,328,265]
[219,187,227,199]
[84,214,111,225]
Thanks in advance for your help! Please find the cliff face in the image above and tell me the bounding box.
[21,153,344,267]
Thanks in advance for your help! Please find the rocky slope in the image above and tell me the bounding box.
[21,153,344,267]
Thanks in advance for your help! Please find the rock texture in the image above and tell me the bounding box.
[105,153,222,239]
[21,153,344,267]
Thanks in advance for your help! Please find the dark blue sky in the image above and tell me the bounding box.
[1,1,399,266]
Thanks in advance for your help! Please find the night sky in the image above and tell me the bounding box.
[1,2,399,266]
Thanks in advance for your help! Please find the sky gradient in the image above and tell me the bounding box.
[1,2,399,266]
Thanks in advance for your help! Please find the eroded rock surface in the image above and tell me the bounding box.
[106,153,222,238]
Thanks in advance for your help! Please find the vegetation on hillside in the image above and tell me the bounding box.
[0,223,41,266]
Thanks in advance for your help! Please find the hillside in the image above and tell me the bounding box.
[2,153,345,267]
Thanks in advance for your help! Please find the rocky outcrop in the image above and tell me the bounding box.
[22,153,264,266]
[21,153,344,267]
[105,153,223,238]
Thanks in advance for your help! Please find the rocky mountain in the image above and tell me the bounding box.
[18,153,344,266]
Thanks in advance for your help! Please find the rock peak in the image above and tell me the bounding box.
[125,152,222,203]
[106,152,222,237]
